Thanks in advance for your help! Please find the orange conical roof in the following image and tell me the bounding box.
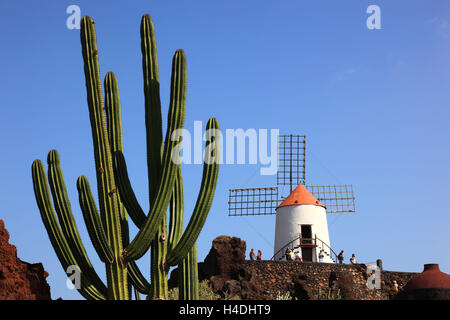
[277,184,326,209]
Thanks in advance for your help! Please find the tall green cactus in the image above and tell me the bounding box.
[178,243,199,300]
[32,16,130,300]
[31,14,219,300]
[113,14,220,300]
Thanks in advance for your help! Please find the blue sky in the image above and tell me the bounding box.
[1,1,450,299]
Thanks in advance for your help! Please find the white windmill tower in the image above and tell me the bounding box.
[273,184,332,262]
[228,135,355,263]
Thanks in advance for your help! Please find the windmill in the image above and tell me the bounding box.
[228,135,356,263]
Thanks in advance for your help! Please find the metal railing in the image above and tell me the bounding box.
[270,234,338,263]
[270,234,305,261]
[315,236,338,263]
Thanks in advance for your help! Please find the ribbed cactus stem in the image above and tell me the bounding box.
[77,175,113,264]
[178,243,199,300]
[128,260,151,294]
[149,223,168,300]
[168,166,184,252]
[46,150,105,291]
[141,14,163,205]
[122,48,187,262]
[141,13,166,300]
[104,71,130,250]
[165,118,220,267]
[80,16,127,300]
[32,158,107,300]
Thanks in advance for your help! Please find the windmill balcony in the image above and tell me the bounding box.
[271,234,338,263]
[299,238,316,248]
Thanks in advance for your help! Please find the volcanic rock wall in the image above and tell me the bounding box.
[169,235,416,300]
[244,260,416,300]
[0,220,51,300]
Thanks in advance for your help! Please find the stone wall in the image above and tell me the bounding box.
[244,260,416,300]
[169,236,417,300]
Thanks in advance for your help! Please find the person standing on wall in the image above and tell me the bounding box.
[337,250,344,264]
[318,250,325,263]
[257,250,262,260]
[289,250,295,261]
[350,254,357,264]
[389,280,399,299]
[250,248,256,260]
[285,248,292,261]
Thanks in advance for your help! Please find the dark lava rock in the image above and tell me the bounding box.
[0,220,51,300]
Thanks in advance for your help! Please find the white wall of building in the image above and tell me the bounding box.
[273,204,332,262]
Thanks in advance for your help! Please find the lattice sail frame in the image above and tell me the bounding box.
[228,187,278,216]
[305,185,355,213]
[228,185,355,216]
[277,135,306,189]
[227,135,356,216]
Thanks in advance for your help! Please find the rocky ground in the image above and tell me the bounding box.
[0,220,51,300]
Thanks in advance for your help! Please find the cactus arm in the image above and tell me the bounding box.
[142,13,170,300]
[141,14,164,205]
[109,17,166,279]
[190,244,199,300]
[32,160,107,300]
[46,150,107,292]
[128,260,151,294]
[149,221,168,299]
[81,16,128,300]
[112,151,147,228]
[123,49,186,262]
[166,166,184,298]
[77,284,106,300]
[134,287,141,300]
[104,72,123,154]
[178,243,198,300]
[104,71,130,249]
[77,176,114,263]
[80,15,119,241]
[104,71,132,298]
[166,118,220,266]
[189,244,199,300]
[141,16,167,299]
[167,166,184,252]
[178,251,188,300]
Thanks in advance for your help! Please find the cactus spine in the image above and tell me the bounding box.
[31,14,219,300]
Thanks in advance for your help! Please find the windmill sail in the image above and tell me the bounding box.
[277,135,306,189]
[228,187,279,216]
[227,135,356,216]
[306,185,356,213]
[227,185,355,216]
